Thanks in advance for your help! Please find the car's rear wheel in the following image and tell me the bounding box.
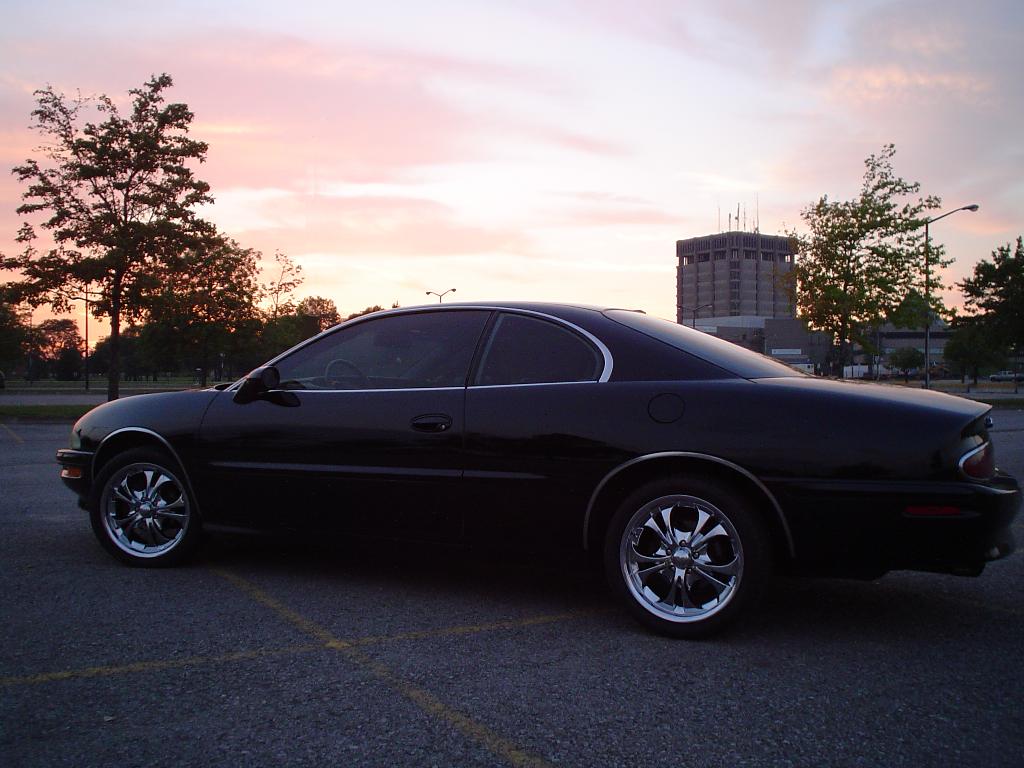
[89,448,200,567]
[604,476,770,638]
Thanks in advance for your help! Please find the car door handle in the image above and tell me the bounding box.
[410,413,452,433]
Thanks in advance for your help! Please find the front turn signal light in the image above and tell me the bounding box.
[60,467,83,479]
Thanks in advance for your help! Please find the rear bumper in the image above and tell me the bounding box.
[766,472,1020,577]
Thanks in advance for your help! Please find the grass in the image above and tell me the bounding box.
[0,404,95,421]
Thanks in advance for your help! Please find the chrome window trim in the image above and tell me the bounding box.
[277,386,466,395]
[469,381,602,390]
[958,441,992,483]
[231,304,614,392]
[581,451,795,557]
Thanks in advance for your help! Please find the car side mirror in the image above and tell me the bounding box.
[233,365,282,404]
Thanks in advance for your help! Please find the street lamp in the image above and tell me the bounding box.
[923,204,979,389]
[426,288,456,303]
[681,302,714,328]
[68,287,93,392]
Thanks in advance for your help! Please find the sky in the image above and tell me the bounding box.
[1,0,1022,342]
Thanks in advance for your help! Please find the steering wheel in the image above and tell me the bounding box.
[324,358,369,389]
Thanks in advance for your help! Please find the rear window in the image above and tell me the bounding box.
[474,313,602,386]
[604,310,803,380]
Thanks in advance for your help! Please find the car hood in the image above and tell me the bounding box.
[71,390,220,452]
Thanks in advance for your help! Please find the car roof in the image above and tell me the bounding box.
[383,301,644,316]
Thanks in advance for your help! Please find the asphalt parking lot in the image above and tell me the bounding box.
[2,415,1023,767]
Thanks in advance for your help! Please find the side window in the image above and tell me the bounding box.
[276,311,489,390]
[474,314,602,386]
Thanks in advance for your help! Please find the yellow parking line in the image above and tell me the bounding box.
[0,422,24,444]
[214,569,555,768]
[214,569,345,647]
[0,644,321,687]
[341,643,552,768]
[349,609,607,647]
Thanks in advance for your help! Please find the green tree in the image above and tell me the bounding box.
[345,305,386,321]
[263,251,303,319]
[35,317,82,376]
[145,237,263,386]
[0,291,29,370]
[4,74,212,400]
[888,347,924,382]
[296,295,341,332]
[791,145,941,375]
[960,236,1024,391]
[960,236,1023,350]
[943,319,1005,385]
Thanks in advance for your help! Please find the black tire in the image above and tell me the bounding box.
[604,475,771,638]
[89,447,201,567]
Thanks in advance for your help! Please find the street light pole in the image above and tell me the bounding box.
[923,204,979,389]
[681,303,714,328]
[426,288,456,303]
[69,287,91,391]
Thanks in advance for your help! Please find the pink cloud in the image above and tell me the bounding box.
[216,190,530,257]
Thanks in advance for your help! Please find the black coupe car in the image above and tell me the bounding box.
[57,303,1020,637]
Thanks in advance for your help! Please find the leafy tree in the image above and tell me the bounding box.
[960,236,1024,353]
[55,346,83,381]
[296,296,341,331]
[345,305,386,321]
[4,74,212,400]
[791,145,941,375]
[0,292,29,370]
[263,251,303,319]
[145,237,263,385]
[959,236,1024,391]
[888,347,924,383]
[943,318,1006,385]
[35,318,83,364]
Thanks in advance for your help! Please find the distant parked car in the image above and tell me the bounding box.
[57,302,1021,638]
[989,371,1023,382]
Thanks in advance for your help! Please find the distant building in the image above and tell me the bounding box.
[676,231,795,325]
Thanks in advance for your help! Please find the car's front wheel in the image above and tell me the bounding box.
[604,477,770,638]
[89,448,201,567]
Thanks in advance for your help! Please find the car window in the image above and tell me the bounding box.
[604,309,803,379]
[473,313,602,386]
[276,310,490,390]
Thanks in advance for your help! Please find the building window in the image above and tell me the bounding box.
[761,253,774,261]
[698,253,710,263]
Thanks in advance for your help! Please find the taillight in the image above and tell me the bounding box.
[959,442,995,480]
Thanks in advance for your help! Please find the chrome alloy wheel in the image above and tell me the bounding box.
[100,462,191,558]
[620,494,743,623]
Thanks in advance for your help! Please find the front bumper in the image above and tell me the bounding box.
[766,472,1020,577]
[56,448,93,501]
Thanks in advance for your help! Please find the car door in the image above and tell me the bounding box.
[462,311,615,550]
[196,309,491,539]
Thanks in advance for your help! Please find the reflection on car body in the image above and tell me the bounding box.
[57,303,1020,637]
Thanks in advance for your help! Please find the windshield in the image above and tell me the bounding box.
[604,310,804,380]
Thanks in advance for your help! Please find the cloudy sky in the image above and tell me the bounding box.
[1,0,1021,337]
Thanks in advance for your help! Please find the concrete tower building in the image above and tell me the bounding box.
[676,231,796,326]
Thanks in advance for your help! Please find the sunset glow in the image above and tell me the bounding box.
[2,0,1021,340]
